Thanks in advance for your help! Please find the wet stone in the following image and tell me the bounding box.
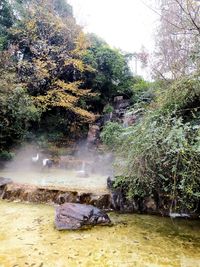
[55,203,111,230]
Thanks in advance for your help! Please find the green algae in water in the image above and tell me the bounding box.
[0,201,200,267]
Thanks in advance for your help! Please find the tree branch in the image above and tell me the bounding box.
[173,0,200,35]
[139,0,186,31]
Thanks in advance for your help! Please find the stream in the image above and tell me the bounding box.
[0,200,199,267]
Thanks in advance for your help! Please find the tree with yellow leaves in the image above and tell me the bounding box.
[11,0,95,122]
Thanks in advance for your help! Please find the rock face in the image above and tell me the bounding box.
[0,182,111,209]
[107,177,160,214]
[123,111,137,127]
[87,124,100,147]
[55,203,111,230]
[0,177,12,199]
[113,96,130,121]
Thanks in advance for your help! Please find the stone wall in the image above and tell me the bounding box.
[1,177,199,218]
[0,178,111,210]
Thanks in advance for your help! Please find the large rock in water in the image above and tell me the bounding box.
[55,203,111,230]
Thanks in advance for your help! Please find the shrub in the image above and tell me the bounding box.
[0,150,15,160]
[103,104,114,114]
[103,75,200,212]
[100,122,124,149]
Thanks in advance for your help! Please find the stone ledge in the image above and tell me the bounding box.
[0,182,111,210]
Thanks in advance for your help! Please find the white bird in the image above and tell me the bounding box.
[32,153,39,162]
[42,158,53,168]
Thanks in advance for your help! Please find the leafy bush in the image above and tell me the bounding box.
[0,150,15,160]
[100,122,124,149]
[156,75,200,115]
[103,76,200,212]
[103,104,114,114]
[131,77,154,104]
[0,87,41,149]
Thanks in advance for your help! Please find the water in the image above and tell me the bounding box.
[0,169,108,193]
[0,200,199,267]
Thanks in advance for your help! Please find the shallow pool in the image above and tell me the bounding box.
[0,169,108,193]
[0,201,199,267]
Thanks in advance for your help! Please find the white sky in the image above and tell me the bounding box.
[68,0,159,78]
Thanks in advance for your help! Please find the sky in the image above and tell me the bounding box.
[68,0,159,78]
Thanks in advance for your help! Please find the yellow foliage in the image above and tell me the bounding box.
[64,58,85,72]
[33,83,95,121]
[72,32,88,57]
[55,80,90,96]
[11,0,96,123]
[71,106,95,121]
[33,59,50,78]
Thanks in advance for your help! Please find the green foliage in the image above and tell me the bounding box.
[157,75,200,116]
[7,87,40,121]
[55,0,73,17]
[103,76,200,212]
[0,150,15,160]
[0,0,136,153]
[0,0,14,28]
[0,86,41,149]
[103,104,114,114]
[0,49,41,150]
[0,0,97,152]
[83,34,134,110]
[100,122,124,149]
[0,2,139,151]
[130,76,155,106]
[132,77,150,92]
[0,0,15,50]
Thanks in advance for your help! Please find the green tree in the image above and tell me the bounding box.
[0,51,40,150]
[83,34,134,111]
[0,0,15,50]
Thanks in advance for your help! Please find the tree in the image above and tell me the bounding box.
[153,0,200,79]
[0,0,97,149]
[0,50,40,150]
[83,34,134,111]
[10,0,95,122]
[0,0,140,149]
[0,0,15,50]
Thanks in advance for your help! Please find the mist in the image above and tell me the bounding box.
[1,142,113,188]
[3,144,47,173]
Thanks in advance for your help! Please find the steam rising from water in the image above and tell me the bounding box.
[4,145,42,172]
[74,140,114,175]
[1,143,113,190]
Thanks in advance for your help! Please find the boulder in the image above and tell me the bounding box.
[123,111,137,127]
[55,203,111,230]
[144,197,157,213]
